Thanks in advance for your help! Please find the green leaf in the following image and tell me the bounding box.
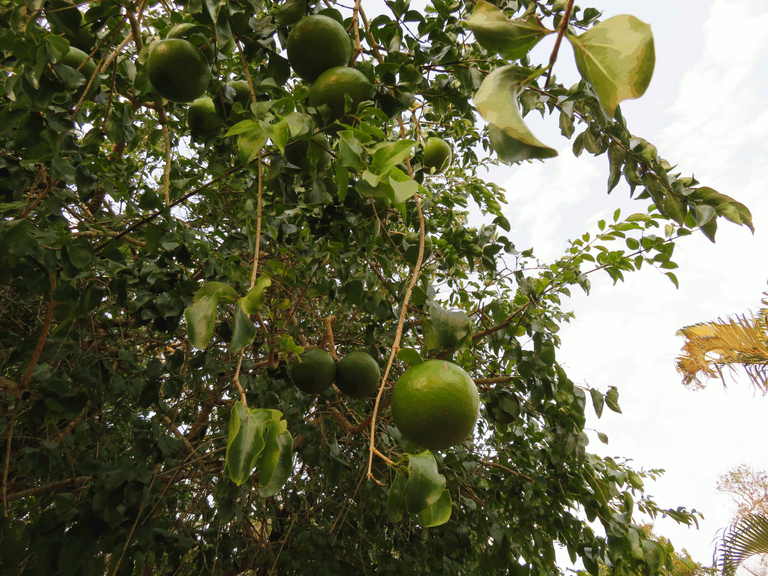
[605,386,622,414]
[185,295,217,349]
[402,451,446,514]
[607,142,625,194]
[417,488,452,527]
[229,301,257,353]
[429,301,472,351]
[388,168,423,205]
[567,15,655,118]
[597,432,609,444]
[225,119,260,137]
[474,66,557,163]
[628,527,643,559]
[223,401,271,486]
[370,140,415,175]
[397,348,423,366]
[240,275,271,314]
[194,281,240,304]
[238,127,268,167]
[386,468,408,522]
[642,539,665,575]
[257,417,293,497]
[465,0,553,60]
[275,0,306,25]
[589,388,604,418]
[664,193,686,225]
[693,204,716,227]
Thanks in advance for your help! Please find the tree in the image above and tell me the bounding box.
[676,289,768,393]
[0,0,754,574]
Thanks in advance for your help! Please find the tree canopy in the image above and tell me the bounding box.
[0,0,755,574]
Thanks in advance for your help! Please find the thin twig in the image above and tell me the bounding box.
[544,0,575,89]
[20,277,57,389]
[372,446,397,467]
[100,32,133,73]
[350,0,363,63]
[2,399,19,517]
[478,459,535,483]
[236,37,259,105]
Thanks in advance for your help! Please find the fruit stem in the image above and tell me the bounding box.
[324,316,338,361]
[236,37,259,105]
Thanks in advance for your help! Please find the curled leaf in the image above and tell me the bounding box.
[474,66,557,163]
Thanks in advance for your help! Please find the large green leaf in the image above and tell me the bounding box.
[223,401,271,486]
[416,488,452,527]
[465,0,552,60]
[567,15,655,118]
[474,65,557,163]
[193,282,239,304]
[257,417,293,497]
[386,468,409,523]
[403,451,446,514]
[229,301,258,353]
[429,301,472,351]
[369,140,415,175]
[184,295,217,349]
[238,127,269,167]
[240,274,271,314]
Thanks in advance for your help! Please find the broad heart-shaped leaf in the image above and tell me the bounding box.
[417,488,452,527]
[386,468,409,523]
[229,301,257,353]
[185,295,217,349]
[256,418,293,497]
[474,66,557,163]
[429,301,472,351]
[240,274,271,314]
[193,281,239,304]
[465,0,552,61]
[403,451,446,514]
[223,402,272,486]
[397,348,423,366]
[369,140,415,175]
[567,15,655,118]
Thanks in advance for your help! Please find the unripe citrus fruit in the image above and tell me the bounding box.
[423,137,452,173]
[391,360,479,450]
[187,97,225,137]
[284,133,331,172]
[290,348,336,394]
[167,23,214,62]
[59,47,99,99]
[286,15,352,82]
[402,232,433,267]
[335,351,380,398]
[147,38,211,102]
[308,66,374,120]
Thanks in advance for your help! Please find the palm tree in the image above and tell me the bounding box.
[675,289,768,393]
[715,514,768,576]
[677,288,768,576]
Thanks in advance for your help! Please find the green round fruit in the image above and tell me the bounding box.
[147,38,211,103]
[422,137,452,173]
[167,23,214,62]
[402,232,433,266]
[284,133,331,172]
[308,66,374,120]
[187,97,225,137]
[391,360,479,450]
[335,351,380,398]
[286,15,352,82]
[290,348,337,394]
[60,47,100,99]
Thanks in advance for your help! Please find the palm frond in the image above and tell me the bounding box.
[676,310,768,394]
[716,514,768,576]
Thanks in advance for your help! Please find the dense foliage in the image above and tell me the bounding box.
[0,0,755,574]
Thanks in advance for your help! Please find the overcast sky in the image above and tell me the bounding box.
[484,0,768,566]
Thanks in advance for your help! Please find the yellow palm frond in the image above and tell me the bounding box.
[676,309,768,394]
